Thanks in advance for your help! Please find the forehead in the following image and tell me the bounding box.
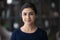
[22,8,34,13]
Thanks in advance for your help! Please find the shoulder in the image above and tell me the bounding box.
[37,27,48,40]
[38,27,47,35]
[12,29,20,34]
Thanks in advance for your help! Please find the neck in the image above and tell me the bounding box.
[25,23,36,28]
[22,23,37,30]
[20,23,37,33]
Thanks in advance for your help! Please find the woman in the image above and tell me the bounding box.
[11,2,48,40]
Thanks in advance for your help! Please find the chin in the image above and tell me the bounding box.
[25,22,33,25]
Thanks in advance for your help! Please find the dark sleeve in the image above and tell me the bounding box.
[42,31,48,40]
[10,31,16,40]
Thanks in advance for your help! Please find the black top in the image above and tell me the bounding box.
[11,27,48,40]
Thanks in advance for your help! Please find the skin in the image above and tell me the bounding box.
[20,8,37,33]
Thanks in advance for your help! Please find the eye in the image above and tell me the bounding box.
[23,13,27,15]
[29,12,34,15]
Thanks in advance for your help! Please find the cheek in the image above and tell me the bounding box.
[22,16,26,21]
[31,16,36,21]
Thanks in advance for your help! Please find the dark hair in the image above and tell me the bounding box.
[20,2,37,15]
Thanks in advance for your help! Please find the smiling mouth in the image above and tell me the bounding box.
[26,20,31,22]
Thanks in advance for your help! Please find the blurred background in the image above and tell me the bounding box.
[0,0,60,40]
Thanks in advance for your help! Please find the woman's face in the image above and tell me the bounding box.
[21,8,36,25]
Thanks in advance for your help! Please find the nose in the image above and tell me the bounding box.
[26,15,30,19]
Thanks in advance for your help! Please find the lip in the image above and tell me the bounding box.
[26,20,31,22]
